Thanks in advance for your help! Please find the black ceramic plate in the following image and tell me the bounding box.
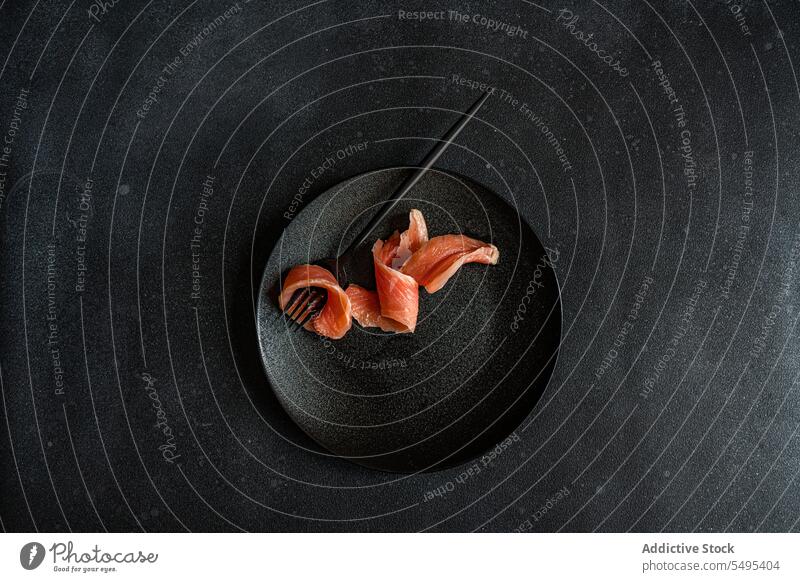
[256,168,561,472]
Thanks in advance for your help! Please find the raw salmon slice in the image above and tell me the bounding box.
[279,264,351,339]
[392,208,429,269]
[347,209,428,333]
[345,284,409,333]
[371,235,420,332]
[400,234,500,293]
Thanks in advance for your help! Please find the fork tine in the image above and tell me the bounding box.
[287,289,314,330]
[296,307,320,330]
[290,290,323,330]
[283,288,310,321]
[293,292,325,330]
[284,288,304,310]
[274,288,300,321]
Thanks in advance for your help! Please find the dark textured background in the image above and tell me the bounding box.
[1,0,799,532]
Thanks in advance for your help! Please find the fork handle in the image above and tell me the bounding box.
[341,91,492,256]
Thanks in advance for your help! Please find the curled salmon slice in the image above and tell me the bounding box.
[345,284,409,333]
[392,208,429,269]
[372,236,420,332]
[400,234,500,293]
[278,264,351,339]
[347,209,428,333]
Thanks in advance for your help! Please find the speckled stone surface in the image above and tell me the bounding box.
[1,0,800,532]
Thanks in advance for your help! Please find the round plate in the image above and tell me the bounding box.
[256,168,561,472]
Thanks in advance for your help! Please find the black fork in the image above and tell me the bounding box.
[282,287,327,331]
[282,91,491,331]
